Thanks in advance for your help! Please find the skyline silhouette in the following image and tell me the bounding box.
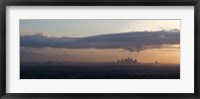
[20,19,180,79]
[20,29,180,64]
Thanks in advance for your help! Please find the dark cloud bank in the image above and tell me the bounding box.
[20,30,180,52]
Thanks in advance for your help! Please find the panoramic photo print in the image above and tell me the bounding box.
[20,19,180,79]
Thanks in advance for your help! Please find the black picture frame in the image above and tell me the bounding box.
[0,0,200,99]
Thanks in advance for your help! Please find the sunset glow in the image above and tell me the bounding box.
[20,19,180,79]
[20,19,180,64]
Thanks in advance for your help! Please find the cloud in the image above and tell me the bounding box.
[20,30,180,52]
[20,27,49,36]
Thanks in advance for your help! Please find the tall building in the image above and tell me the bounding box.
[116,57,139,64]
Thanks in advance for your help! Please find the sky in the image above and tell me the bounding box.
[20,19,180,37]
[20,19,180,64]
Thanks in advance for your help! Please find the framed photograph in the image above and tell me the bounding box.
[1,0,200,99]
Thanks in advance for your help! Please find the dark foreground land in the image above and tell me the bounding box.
[20,62,180,79]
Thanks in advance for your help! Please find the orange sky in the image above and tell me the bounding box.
[23,44,180,64]
[20,20,180,64]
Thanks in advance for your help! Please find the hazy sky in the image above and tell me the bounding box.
[20,19,180,37]
[20,19,180,64]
